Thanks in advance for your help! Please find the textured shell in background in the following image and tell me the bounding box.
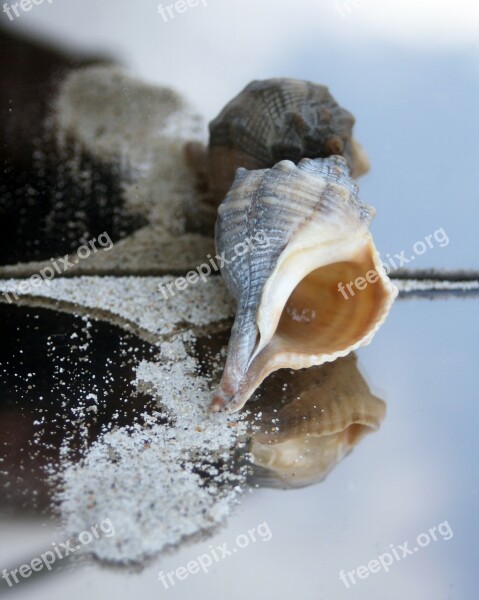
[211,155,397,413]
[247,353,386,488]
[208,78,369,203]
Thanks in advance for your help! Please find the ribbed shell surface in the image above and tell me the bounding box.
[215,155,372,309]
[209,78,356,169]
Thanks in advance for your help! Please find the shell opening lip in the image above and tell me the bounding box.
[251,233,380,363]
[211,236,397,413]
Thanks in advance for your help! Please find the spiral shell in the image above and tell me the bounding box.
[247,353,386,488]
[210,155,397,413]
[208,78,369,203]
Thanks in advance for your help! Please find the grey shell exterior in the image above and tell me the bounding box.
[215,155,372,307]
[209,78,356,171]
[214,156,373,384]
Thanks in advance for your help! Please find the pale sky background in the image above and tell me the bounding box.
[4,0,479,115]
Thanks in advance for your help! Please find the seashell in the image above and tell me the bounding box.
[247,353,386,488]
[210,155,397,413]
[208,78,369,204]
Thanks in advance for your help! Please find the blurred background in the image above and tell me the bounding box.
[3,0,478,268]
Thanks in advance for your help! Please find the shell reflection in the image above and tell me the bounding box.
[247,353,385,489]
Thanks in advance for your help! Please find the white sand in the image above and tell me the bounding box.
[0,276,248,564]
[55,333,248,564]
[0,276,234,340]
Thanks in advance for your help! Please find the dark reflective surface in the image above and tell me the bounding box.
[0,29,146,266]
[0,304,157,514]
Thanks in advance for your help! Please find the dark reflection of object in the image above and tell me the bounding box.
[194,329,385,489]
[246,353,386,489]
[0,304,158,515]
[391,271,479,300]
[0,28,145,266]
[0,28,100,167]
